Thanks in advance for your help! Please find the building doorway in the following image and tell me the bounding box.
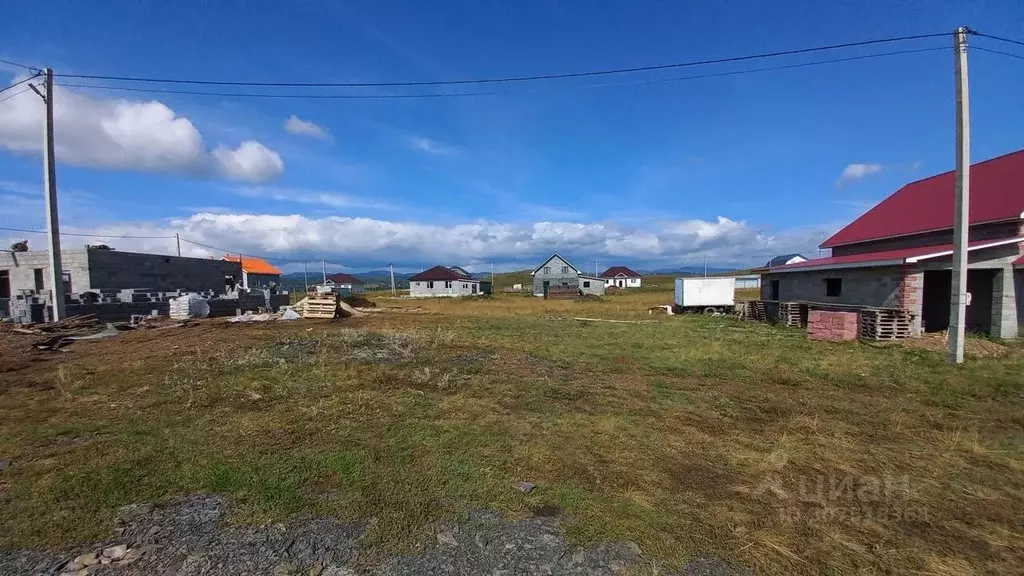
[921,269,995,334]
[0,270,9,298]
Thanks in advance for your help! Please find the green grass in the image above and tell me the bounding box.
[1,292,1022,575]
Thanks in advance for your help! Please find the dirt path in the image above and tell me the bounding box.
[0,495,748,575]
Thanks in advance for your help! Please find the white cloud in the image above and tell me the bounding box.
[284,115,331,140]
[212,141,284,183]
[32,212,825,270]
[836,163,883,188]
[408,135,455,155]
[233,185,392,210]
[0,80,283,182]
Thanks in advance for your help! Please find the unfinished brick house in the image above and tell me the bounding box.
[760,150,1024,339]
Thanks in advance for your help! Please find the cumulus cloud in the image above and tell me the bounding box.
[284,115,331,140]
[0,79,283,182]
[212,141,284,183]
[836,163,883,188]
[28,212,824,270]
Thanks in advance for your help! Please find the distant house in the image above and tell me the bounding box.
[764,253,808,267]
[600,266,642,289]
[448,266,473,279]
[326,272,365,293]
[531,253,606,297]
[223,254,282,290]
[409,265,492,297]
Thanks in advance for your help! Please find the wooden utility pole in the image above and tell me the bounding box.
[948,26,971,364]
[28,68,65,320]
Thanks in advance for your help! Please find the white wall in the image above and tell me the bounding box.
[410,280,480,297]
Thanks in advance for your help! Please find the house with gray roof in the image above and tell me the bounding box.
[530,253,605,298]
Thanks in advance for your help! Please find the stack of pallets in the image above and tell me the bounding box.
[778,302,806,328]
[738,300,767,322]
[301,294,339,319]
[859,309,914,340]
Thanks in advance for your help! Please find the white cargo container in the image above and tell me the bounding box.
[674,277,735,312]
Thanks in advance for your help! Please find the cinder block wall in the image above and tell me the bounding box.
[87,250,242,293]
[760,266,906,307]
[0,249,91,294]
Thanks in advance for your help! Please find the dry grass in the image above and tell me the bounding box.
[0,288,1022,575]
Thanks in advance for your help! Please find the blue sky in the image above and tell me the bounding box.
[2,0,1023,273]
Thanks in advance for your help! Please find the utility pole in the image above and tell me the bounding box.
[321,257,327,286]
[28,68,65,320]
[175,233,181,257]
[302,260,309,293]
[490,261,494,285]
[948,27,971,364]
[389,263,396,295]
[704,255,708,278]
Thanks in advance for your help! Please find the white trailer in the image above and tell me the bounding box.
[674,277,735,313]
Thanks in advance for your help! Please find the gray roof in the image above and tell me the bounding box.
[765,253,806,267]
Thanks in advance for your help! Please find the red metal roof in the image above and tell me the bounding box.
[408,265,465,282]
[600,266,641,278]
[822,150,1024,248]
[761,237,1024,273]
[326,273,363,285]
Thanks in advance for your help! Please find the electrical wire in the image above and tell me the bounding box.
[0,86,31,105]
[58,47,948,100]
[54,32,950,88]
[0,226,175,239]
[177,237,315,263]
[972,46,1024,61]
[970,32,1024,49]
[0,57,38,72]
[0,73,40,96]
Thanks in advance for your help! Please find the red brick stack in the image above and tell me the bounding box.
[807,310,859,341]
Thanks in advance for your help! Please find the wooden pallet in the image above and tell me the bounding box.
[302,295,338,319]
[859,309,914,340]
[778,301,806,328]
[738,300,767,322]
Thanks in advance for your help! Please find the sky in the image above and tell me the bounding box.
[1,0,1023,273]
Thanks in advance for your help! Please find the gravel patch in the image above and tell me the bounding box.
[0,495,750,575]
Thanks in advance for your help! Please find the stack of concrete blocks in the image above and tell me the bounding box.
[807,310,859,342]
[9,290,53,324]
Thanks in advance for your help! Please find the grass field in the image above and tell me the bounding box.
[1,288,1022,574]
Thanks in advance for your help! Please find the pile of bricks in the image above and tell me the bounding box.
[807,310,859,341]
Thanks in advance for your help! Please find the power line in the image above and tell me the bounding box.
[970,32,1024,49]
[57,47,947,101]
[0,57,38,72]
[0,73,40,96]
[0,86,31,105]
[54,32,950,88]
[972,46,1024,61]
[0,226,175,239]
[177,237,314,264]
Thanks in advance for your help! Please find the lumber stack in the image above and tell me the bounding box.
[859,309,914,340]
[301,294,338,319]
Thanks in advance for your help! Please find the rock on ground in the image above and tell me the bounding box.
[0,495,751,575]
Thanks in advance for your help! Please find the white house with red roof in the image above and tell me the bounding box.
[600,266,642,288]
[408,265,492,297]
[759,150,1024,339]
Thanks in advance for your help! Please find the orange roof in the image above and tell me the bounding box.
[223,254,282,275]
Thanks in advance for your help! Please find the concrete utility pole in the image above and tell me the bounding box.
[704,255,708,278]
[175,233,181,257]
[28,68,65,320]
[948,26,971,364]
[321,258,327,286]
[389,264,396,295]
[303,260,309,292]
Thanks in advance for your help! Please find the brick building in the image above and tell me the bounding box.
[759,150,1024,339]
[0,247,242,299]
